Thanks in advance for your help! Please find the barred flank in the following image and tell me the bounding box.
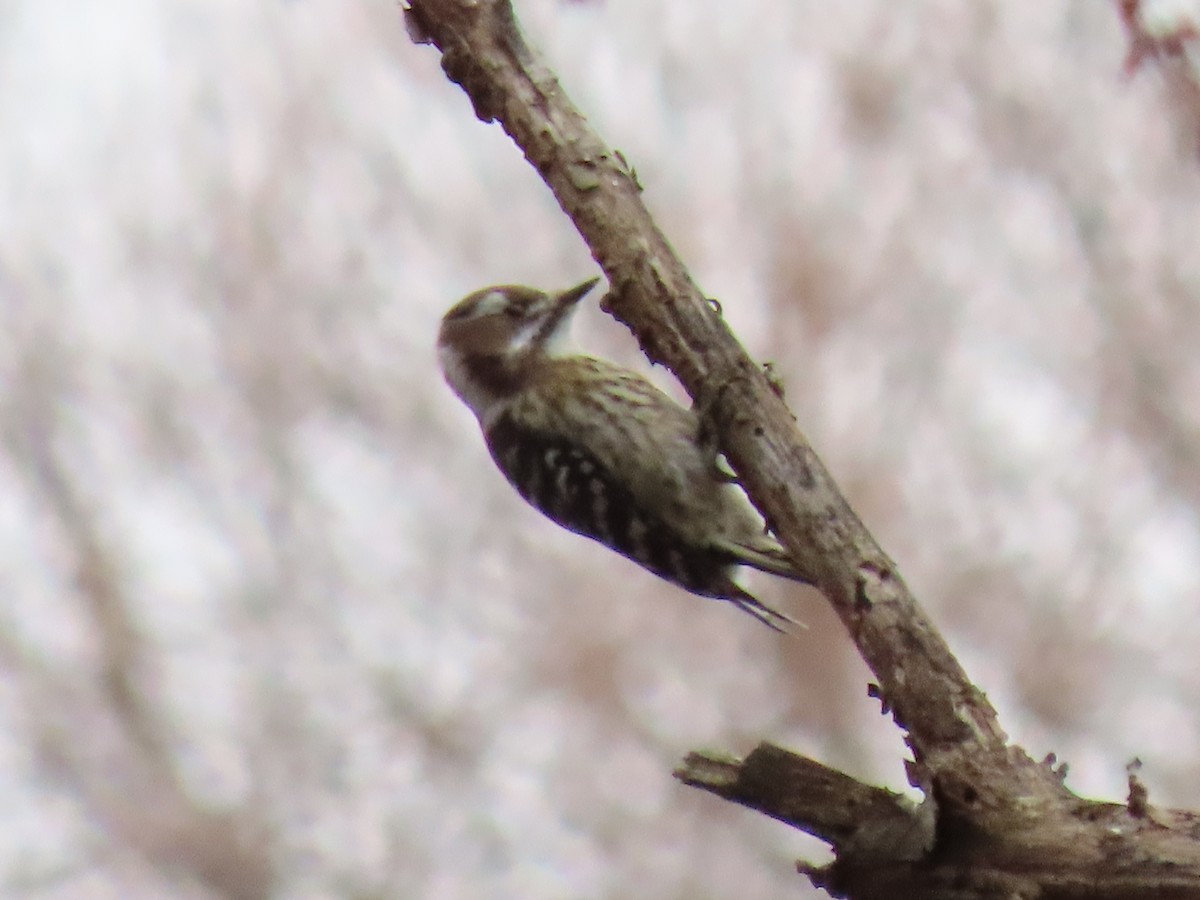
[486,412,741,599]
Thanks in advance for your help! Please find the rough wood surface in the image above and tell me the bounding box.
[405,2,1200,895]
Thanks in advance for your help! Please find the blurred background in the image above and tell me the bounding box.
[2,0,1199,897]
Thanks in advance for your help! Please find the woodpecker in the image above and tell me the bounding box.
[437,278,806,629]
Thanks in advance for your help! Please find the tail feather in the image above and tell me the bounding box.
[726,584,804,632]
[716,537,811,585]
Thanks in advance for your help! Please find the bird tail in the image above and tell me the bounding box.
[726,584,803,632]
[718,538,812,585]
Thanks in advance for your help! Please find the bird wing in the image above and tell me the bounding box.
[510,356,704,507]
[485,408,801,630]
[498,355,809,587]
[485,408,737,597]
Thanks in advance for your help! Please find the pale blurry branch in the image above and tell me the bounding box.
[1,340,274,900]
[2,344,167,760]
[404,0,1200,896]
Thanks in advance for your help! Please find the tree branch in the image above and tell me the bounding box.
[405,1,1200,895]
[404,0,1003,776]
[675,744,931,859]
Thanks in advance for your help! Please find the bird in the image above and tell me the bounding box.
[436,277,806,629]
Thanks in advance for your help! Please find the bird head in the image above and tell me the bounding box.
[437,278,600,423]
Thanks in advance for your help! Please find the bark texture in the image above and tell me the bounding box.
[405,2,1200,895]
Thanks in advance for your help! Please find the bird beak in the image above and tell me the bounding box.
[541,277,600,336]
[555,277,600,310]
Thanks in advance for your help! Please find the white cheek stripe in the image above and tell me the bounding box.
[510,321,539,353]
